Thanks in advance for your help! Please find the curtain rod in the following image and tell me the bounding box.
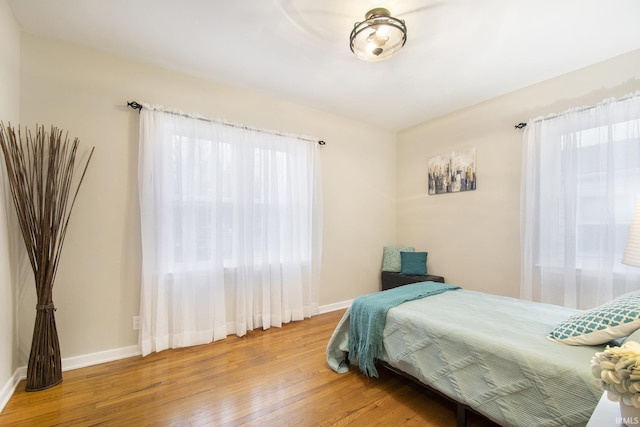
[514,91,640,130]
[126,101,326,145]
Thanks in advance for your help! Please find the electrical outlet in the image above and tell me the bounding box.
[133,316,140,330]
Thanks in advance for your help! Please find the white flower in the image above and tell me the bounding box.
[592,341,640,408]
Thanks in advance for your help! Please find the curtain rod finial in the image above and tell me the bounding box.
[127,101,142,111]
[515,122,527,130]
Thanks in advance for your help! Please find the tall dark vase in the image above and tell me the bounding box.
[25,304,62,391]
[0,123,94,393]
[25,229,64,391]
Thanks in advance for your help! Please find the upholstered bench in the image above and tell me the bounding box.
[381,271,445,291]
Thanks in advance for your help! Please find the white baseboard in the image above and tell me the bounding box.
[319,300,352,313]
[1,302,351,414]
[0,369,22,415]
[61,345,141,372]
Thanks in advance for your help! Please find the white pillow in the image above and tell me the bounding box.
[547,291,640,345]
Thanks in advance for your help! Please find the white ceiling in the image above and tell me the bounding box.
[8,0,640,131]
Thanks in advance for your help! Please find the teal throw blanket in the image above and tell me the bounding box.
[348,281,461,377]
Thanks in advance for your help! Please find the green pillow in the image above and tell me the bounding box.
[547,290,640,345]
[382,246,414,272]
[400,251,428,276]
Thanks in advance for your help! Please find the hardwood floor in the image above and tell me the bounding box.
[0,310,499,426]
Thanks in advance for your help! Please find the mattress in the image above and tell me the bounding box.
[326,289,605,426]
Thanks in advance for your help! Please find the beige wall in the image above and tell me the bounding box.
[0,0,20,404]
[397,48,640,298]
[17,33,397,363]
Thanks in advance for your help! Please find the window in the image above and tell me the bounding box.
[521,93,640,309]
[138,106,322,356]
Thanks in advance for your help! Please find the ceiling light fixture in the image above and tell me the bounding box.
[350,8,407,62]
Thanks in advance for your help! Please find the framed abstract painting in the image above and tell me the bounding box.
[428,146,476,195]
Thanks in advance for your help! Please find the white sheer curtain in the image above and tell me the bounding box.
[138,105,322,356]
[521,92,640,309]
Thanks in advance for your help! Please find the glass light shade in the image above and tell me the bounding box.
[622,200,640,267]
[350,8,407,62]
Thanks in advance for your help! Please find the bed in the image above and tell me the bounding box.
[325,282,621,427]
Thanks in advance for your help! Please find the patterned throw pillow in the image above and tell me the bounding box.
[381,246,415,272]
[547,291,640,345]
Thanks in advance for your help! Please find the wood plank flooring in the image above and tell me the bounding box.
[0,309,500,426]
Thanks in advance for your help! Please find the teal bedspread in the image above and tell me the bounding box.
[348,281,460,377]
[326,288,605,426]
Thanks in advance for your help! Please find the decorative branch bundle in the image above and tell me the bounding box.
[0,123,94,391]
